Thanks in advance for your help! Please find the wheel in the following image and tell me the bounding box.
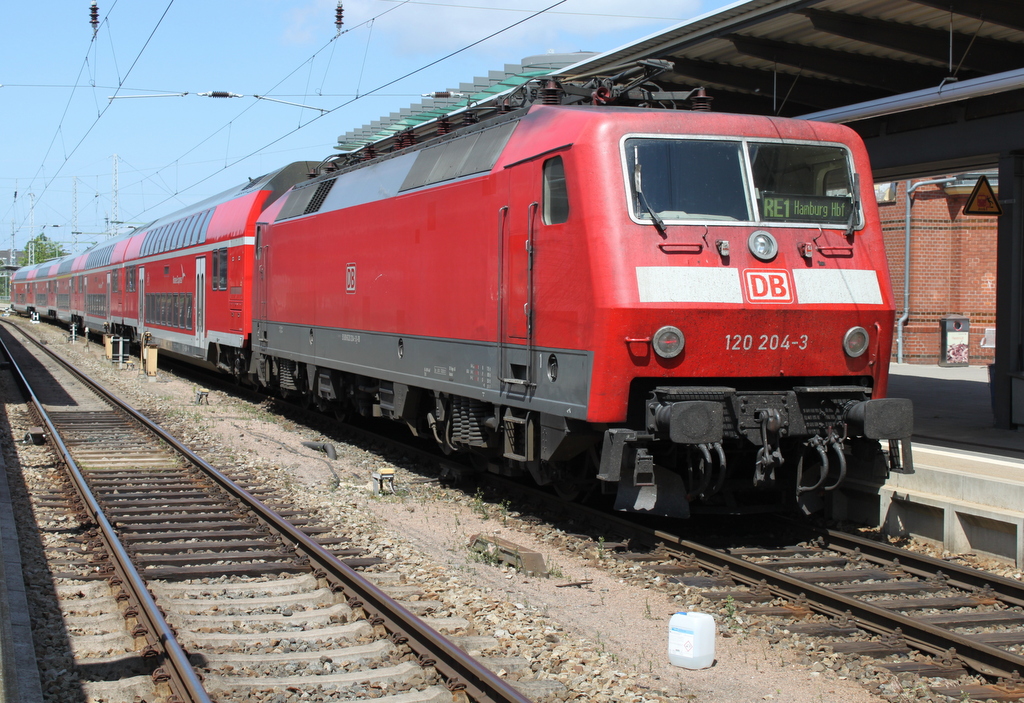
[551,455,598,502]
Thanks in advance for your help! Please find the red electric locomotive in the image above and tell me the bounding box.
[251,100,912,517]
[11,71,912,518]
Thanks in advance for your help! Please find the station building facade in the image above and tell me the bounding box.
[877,176,998,367]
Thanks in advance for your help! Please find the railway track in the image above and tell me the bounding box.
[154,324,1024,701]
[0,321,533,703]
[469,476,1024,701]
[8,315,1024,702]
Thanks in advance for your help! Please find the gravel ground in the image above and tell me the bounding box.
[12,318,1022,702]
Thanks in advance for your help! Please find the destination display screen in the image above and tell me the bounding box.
[758,193,853,224]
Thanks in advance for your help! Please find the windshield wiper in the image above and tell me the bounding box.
[638,190,667,238]
[845,173,861,237]
[634,148,667,238]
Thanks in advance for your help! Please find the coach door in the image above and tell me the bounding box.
[195,256,206,349]
[137,266,146,341]
[254,224,269,351]
[500,162,540,390]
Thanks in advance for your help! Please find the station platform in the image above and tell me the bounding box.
[836,363,1024,568]
[0,446,44,702]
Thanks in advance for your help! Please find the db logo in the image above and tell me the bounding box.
[346,263,357,294]
[744,269,792,303]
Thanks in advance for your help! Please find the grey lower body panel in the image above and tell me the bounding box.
[258,321,592,418]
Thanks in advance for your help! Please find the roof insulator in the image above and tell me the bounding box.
[540,80,562,105]
[690,87,713,112]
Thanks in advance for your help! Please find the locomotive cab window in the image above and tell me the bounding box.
[542,156,570,225]
[623,136,858,228]
[625,138,749,222]
[750,142,857,227]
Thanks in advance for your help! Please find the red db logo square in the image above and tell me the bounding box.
[744,269,792,303]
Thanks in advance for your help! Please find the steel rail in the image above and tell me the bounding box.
[8,325,532,703]
[478,473,1024,680]
[655,532,1024,679]
[806,525,1024,610]
[0,326,213,703]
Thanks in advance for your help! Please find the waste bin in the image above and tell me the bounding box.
[939,315,970,367]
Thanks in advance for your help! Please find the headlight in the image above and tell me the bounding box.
[748,230,778,261]
[653,326,685,358]
[843,326,869,358]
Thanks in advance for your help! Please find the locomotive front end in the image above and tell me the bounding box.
[591,117,912,517]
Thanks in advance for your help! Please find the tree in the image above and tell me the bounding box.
[21,233,69,265]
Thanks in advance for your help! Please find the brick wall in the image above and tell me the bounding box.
[878,179,998,366]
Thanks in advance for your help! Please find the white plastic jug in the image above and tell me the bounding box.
[668,611,715,669]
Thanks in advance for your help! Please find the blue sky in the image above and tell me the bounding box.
[0,0,724,257]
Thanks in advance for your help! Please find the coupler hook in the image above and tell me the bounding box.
[753,409,783,488]
[688,443,715,501]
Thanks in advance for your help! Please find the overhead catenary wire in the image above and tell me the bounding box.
[109,1,416,224]
[118,0,567,225]
[10,0,571,246]
[4,0,175,238]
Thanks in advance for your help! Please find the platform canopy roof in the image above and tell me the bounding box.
[336,0,1024,152]
[558,0,1024,120]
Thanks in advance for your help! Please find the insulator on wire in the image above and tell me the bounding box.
[421,91,465,100]
[335,2,344,34]
[90,1,100,37]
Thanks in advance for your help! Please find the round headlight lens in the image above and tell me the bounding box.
[843,326,870,358]
[653,326,685,359]
[748,230,778,261]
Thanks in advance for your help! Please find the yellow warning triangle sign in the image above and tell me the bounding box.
[963,174,1002,216]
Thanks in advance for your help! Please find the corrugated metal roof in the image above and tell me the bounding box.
[555,0,1024,117]
[333,1,1024,156]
